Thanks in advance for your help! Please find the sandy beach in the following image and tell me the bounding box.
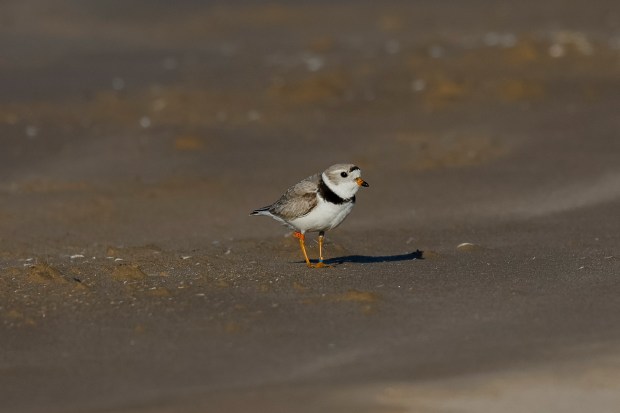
[1,1,620,412]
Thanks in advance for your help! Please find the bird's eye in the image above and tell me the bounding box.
[340,172,348,178]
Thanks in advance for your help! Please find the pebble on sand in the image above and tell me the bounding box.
[456,242,481,252]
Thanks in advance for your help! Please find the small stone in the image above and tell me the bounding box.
[457,243,480,252]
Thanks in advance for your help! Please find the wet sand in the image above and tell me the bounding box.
[1,1,620,412]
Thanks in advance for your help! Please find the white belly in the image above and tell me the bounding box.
[289,199,354,233]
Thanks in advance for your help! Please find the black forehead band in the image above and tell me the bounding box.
[349,166,360,173]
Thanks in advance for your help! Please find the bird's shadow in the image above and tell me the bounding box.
[318,249,424,265]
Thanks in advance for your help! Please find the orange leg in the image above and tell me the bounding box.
[315,231,330,268]
[293,232,313,267]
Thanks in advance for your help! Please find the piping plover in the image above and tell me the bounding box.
[250,163,369,268]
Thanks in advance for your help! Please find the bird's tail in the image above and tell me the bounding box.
[250,206,271,216]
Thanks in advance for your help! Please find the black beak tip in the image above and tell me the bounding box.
[362,181,369,187]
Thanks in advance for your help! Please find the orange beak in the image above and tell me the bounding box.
[355,177,369,187]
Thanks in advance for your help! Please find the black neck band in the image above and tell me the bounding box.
[318,178,354,205]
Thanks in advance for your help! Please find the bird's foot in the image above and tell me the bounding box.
[312,260,331,268]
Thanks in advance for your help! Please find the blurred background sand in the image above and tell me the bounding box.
[1,1,620,412]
